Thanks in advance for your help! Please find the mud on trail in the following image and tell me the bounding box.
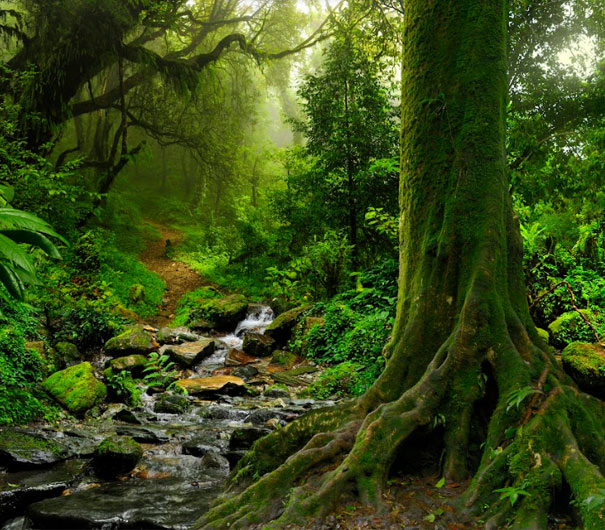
[139,221,205,327]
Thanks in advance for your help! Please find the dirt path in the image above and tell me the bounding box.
[139,221,205,328]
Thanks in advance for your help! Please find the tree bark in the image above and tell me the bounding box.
[195,2,605,529]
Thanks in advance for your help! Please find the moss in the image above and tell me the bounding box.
[0,430,63,456]
[561,342,605,399]
[109,354,147,376]
[104,325,155,356]
[42,362,107,415]
[187,294,248,330]
[536,327,549,343]
[548,310,604,349]
[93,435,143,479]
[270,350,297,368]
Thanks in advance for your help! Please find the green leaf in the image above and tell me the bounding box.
[435,477,445,488]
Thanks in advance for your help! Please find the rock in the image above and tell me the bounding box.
[157,327,199,345]
[229,426,270,451]
[188,319,214,333]
[536,327,550,343]
[225,348,259,366]
[200,452,230,473]
[268,350,298,370]
[232,365,259,380]
[164,338,216,367]
[0,459,87,521]
[104,326,158,357]
[25,341,46,357]
[176,376,246,395]
[187,294,249,331]
[154,393,191,414]
[0,430,65,470]
[129,284,145,303]
[264,305,311,347]
[548,310,601,349]
[109,354,147,377]
[112,409,143,424]
[244,409,286,425]
[242,333,275,357]
[268,297,297,316]
[53,341,81,367]
[114,426,170,444]
[92,436,143,479]
[265,418,283,430]
[42,362,107,416]
[182,432,224,457]
[263,385,290,398]
[561,342,605,399]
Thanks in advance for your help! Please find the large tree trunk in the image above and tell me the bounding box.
[196,1,605,529]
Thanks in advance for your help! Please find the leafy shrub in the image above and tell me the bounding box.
[304,362,377,399]
[142,352,180,391]
[106,370,141,406]
[56,305,125,353]
[0,327,45,386]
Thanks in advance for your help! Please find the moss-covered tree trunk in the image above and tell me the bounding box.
[197,1,605,528]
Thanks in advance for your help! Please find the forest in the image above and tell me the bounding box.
[0,0,604,529]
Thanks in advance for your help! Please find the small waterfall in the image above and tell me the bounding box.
[220,305,274,351]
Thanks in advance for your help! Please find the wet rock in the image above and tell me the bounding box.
[104,325,158,357]
[154,393,191,414]
[54,341,81,367]
[229,426,270,451]
[114,426,170,444]
[164,338,216,367]
[244,408,285,425]
[182,441,220,458]
[263,385,290,399]
[42,362,107,416]
[290,398,316,408]
[1,516,27,529]
[548,310,597,349]
[232,365,259,380]
[92,436,143,480]
[112,409,143,424]
[265,418,284,430]
[225,348,259,366]
[188,319,214,333]
[268,350,298,370]
[561,342,605,399]
[176,376,246,396]
[187,294,249,331]
[242,333,275,357]
[201,453,230,474]
[108,354,147,377]
[264,305,311,347]
[157,327,199,345]
[0,430,66,470]
[0,459,87,522]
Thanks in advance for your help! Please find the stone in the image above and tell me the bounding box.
[225,348,259,366]
[548,310,600,349]
[109,354,147,377]
[242,332,275,357]
[232,365,259,380]
[0,430,65,470]
[229,426,271,451]
[92,436,143,480]
[264,305,311,347]
[157,327,199,345]
[104,326,158,357]
[200,452,230,473]
[244,409,285,425]
[153,393,191,414]
[265,417,283,430]
[175,376,246,395]
[42,362,107,416]
[561,342,605,399]
[187,294,249,331]
[164,338,216,367]
[536,327,550,343]
[268,350,298,370]
[263,385,290,399]
[53,342,81,367]
[114,426,170,444]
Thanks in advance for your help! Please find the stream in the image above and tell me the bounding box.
[0,306,332,530]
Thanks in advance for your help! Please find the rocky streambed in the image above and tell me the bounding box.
[1,303,331,530]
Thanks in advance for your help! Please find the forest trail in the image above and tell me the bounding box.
[140,221,204,327]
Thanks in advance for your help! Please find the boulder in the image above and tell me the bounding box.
[92,436,143,480]
[225,348,259,366]
[164,338,216,367]
[109,354,147,377]
[264,305,311,347]
[0,430,65,470]
[263,385,290,399]
[268,350,298,370]
[157,327,199,345]
[200,452,230,473]
[232,365,259,380]
[54,342,81,367]
[561,342,605,399]
[548,310,601,349]
[104,326,158,357]
[176,376,245,395]
[187,294,248,331]
[229,426,270,451]
[153,393,191,414]
[242,333,275,357]
[42,362,107,416]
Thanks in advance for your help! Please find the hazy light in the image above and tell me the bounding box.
[557,34,598,78]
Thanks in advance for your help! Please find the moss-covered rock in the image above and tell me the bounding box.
[268,350,298,370]
[109,354,147,377]
[561,342,605,399]
[164,338,215,367]
[0,430,65,469]
[536,327,549,343]
[104,326,158,357]
[92,436,143,479]
[548,310,604,349]
[264,305,311,347]
[42,362,107,416]
[187,294,248,331]
[153,393,191,414]
[54,341,81,367]
[242,332,275,357]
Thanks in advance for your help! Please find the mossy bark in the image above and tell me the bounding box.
[196,1,605,529]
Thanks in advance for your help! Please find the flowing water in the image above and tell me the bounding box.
[0,306,329,530]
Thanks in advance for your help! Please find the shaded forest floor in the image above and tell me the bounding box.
[139,221,205,327]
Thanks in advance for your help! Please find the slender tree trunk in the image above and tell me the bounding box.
[344,76,358,266]
[197,2,605,529]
